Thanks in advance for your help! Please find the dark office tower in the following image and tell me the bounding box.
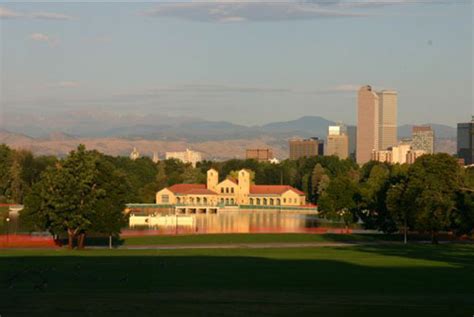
[457,116,474,165]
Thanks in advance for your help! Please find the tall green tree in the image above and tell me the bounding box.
[406,154,462,243]
[22,145,104,249]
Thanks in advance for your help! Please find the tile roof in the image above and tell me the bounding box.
[168,184,206,194]
[250,185,305,196]
[183,188,218,195]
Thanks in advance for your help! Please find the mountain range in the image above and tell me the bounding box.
[0,113,457,158]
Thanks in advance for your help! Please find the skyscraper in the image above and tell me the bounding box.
[377,90,398,150]
[246,148,274,162]
[326,124,349,159]
[457,116,474,165]
[357,85,398,164]
[357,85,380,164]
[412,126,435,154]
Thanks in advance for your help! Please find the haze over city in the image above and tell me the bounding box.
[1,0,472,129]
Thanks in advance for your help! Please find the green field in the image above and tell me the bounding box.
[1,244,473,316]
[121,233,383,246]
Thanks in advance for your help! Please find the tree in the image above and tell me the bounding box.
[22,145,104,249]
[386,181,413,244]
[318,176,358,229]
[90,155,132,248]
[311,164,327,203]
[405,154,462,244]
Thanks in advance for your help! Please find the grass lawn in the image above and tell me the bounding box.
[1,244,473,316]
[120,233,383,246]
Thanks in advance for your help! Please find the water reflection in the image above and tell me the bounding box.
[127,210,322,235]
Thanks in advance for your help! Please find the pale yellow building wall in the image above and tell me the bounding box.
[281,190,304,206]
[156,188,177,204]
[207,169,218,193]
[237,170,251,204]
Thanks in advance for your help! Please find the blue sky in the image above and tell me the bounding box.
[0,1,472,126]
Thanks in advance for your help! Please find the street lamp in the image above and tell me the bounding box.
[5,217,11,246]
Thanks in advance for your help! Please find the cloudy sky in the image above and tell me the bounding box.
[0,0,472,126]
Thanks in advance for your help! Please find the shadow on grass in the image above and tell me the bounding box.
[1,250,473,316]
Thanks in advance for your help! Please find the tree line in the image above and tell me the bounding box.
[0,143,473,247]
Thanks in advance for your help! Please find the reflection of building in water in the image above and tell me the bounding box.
[156,168,306,208]
[128,211,318,234]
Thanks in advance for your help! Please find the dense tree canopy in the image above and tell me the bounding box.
[1,143,472,246]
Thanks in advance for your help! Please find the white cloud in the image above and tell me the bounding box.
[0,6,73,20]
[140,0,442,22]
[0,6,22,18]
[141,2,368,22]
[48,81,81,88]
[30,32,51,42]
[30,12,73,20]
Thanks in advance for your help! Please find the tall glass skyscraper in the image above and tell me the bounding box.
[457,116,474,165]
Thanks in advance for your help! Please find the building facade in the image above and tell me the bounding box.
[326,124,349,159]
[130,147,140,160]
[156,169,306,209]
[246,148,274,162]
[372,143,426,165]
[412,126,435,154]
[357,85,398,164]
[457,117,474,165]
[165,149,202,167]
[289,138,324,160]
[377,90,398,151]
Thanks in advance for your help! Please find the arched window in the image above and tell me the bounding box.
[231,187,234,194]
[276,198,281,205]
[256,198,261,205]
[230,198,234,205]
[263,198,267,205]
[226,188,229,194]
[176,197,181,203]
[203,197,208,204]
[250,198,254,205]
[270,198,274,206]
[196,197,201,204]
[221,188,224,193]
[225,198,230,205]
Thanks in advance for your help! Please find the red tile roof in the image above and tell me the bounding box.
[168,184,206,194]
[250,185,305,196]
[183,188,217,195]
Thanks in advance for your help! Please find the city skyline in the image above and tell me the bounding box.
[1,1,472,128]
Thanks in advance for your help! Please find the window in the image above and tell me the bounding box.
[226,188,229,194]
[257,198,261,205]
[283,198,287,203]
[162,195,169,203]
[270,199,274,205]
[231,188,234,194]
[263,198,267,205]
[221,188,224,193]
[203,197,208,204]
[250,198,254,205]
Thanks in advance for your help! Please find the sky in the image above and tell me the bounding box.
[0,0,472,127]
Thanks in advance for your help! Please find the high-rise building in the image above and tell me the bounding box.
[326,124,349,159]
[357,85,398,164]
[457,116,474,165]
[412,126,435,154]
[246,148,274,162]
[289,138,324,160]
[357,85,380,164]
[377,90,398,150]
[165,149,202,167]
